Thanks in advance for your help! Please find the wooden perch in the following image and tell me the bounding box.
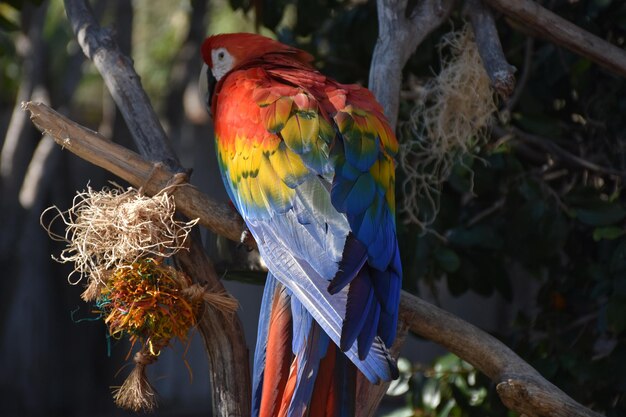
[24,101,603,417]
[483,0,626,78]
[23,101,246,244]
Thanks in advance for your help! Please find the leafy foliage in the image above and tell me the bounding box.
[383,354,513,417]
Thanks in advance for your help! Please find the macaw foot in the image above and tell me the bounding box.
[237,228,256,252]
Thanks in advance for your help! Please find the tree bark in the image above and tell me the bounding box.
[368,0,454,129]
[64,0,179,170]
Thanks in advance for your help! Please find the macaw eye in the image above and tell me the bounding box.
[217,51,225,60]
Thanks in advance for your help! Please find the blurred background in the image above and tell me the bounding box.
[0,0,625,416]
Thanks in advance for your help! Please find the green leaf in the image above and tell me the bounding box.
[434,248,461,273]
[593,226,624,241]
[434,353,461,372]
[422,378,442,410]
[437,399,457,417]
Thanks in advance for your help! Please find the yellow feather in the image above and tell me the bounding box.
[268,145,309,188]
[257,156,294,212]
[281,112,319,154]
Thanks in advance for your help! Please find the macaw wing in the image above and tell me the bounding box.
[323,85,403,351]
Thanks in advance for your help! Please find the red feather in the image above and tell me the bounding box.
[259,287,293,417]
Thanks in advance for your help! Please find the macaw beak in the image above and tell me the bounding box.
[199,63,217,115]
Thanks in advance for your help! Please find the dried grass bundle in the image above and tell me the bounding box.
[41,184,198,297]
[400,24,497,227]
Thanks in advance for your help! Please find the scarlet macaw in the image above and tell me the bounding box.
[201,33,401,416]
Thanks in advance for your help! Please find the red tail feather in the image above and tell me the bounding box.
[259,288,294,417]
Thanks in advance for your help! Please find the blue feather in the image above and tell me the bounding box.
[288,297,331,416]
[358,299,380,360]
[251,273,284,417]
[330,172,376,214]
[378,308,398,348]
[341,129,378,172]
[328,232,367,294]
[366,206,395,270]
[339,269,374,351]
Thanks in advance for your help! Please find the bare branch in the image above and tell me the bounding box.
[368,0,454,129]
[24,100,603,417]
[399,294,604,417]
[493,125,626,179]
[64,0,180,169]
[483,0,626,78]
[505,37,534,112]
[465,0,516,98]
[24,101,248,244]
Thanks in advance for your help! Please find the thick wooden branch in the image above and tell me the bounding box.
[24,101,248,244]
[465,0,516,98]
[24,101,603,417]
[368,0,454,129]
[483,0,626,78]
[61,1,251,415]
[64,0,180,169]
[399,296,603,417]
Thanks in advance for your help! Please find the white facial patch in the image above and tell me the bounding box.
[211,47,234,81]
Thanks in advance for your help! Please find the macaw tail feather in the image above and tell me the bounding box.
[253,273,357,417]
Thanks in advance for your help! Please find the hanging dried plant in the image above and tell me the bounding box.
[399,24,498,227]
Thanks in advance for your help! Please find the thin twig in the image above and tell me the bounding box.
[466,197,506,227]
[494,125,626,178]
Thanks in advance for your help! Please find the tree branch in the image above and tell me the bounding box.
[493,125,626,179]
[64,0,180,170]
[465,0,516,98]
[482,0,626,78]
[399,295,603,417]
[368,0,454,129]
[62,1,251,415]
[24,100,603,417]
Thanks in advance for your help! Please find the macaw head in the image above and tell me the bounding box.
[199,33,313,112]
